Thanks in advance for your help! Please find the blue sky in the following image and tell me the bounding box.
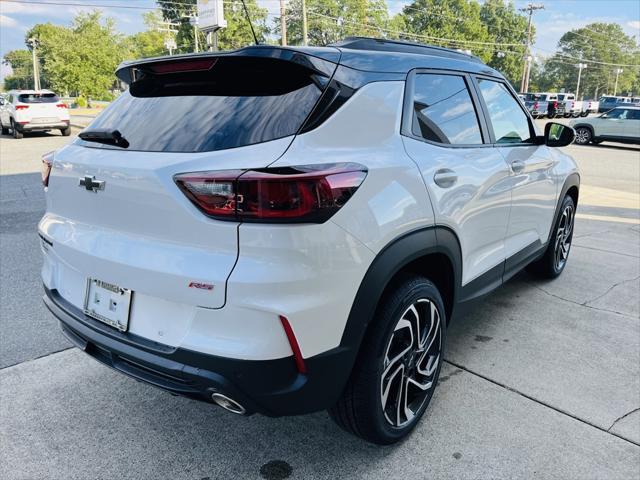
[1,0,639,77]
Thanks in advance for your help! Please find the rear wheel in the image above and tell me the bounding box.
[527,195,575,279]
[0,119,8,135]
[329,276,445,444]
[61,126,71,136]
[11,119,23,139]
[574,127,592,145]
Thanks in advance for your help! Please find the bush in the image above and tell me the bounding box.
[75,96,87,108]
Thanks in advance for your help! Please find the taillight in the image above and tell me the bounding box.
[42,151,54,187]
[554,101,558,108]
[56,103,67,109]
[15,105,29,110]
[175,163,367,223]
[533,102,538,110]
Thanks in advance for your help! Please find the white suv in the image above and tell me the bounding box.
[0,89,71,139]
[39,38,579,444]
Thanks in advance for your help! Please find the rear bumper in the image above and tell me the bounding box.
[43,287,352,416]
[19,121,69,131]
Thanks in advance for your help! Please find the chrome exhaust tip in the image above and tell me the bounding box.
[211,392,247,415]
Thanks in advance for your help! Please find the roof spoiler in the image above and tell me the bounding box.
[115,46,341,85]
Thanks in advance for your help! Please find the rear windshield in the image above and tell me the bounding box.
[18,93,59,103]
[78,57,327,153]
[600,96,617,103]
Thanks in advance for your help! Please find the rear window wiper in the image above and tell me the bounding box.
[78,129,130,148]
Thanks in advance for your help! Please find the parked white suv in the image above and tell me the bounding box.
[0,89,71,139]
[39,38,579,444]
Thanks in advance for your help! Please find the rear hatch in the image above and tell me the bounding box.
[40,49,339,310]
[15,92,68,123]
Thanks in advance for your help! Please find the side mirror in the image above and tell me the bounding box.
[545,122,575,147]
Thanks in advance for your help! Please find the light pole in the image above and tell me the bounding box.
[575,63,587,99]
[613,68,623,96]
[164,38,177,56]
[302,0,308,46]
[519,3,544,93]
[27,37,41,91]
[279,0,287,46]
[189,16,199,53]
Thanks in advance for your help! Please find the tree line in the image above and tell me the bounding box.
[2,0,639,100]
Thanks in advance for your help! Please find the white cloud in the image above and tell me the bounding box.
[628,21,640,30]
[0,14,18,28]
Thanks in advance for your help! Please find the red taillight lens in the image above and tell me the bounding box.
[175,163,367,223]
[15,105,29,110]
[42,151,54,187]
[56,103,67,109]
[533,102,538,109]
[554,101,558,108]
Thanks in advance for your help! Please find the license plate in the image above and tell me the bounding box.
[83,278,133,332]
[32,117,58,124]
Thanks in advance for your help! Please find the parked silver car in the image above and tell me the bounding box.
[570,106,640,145]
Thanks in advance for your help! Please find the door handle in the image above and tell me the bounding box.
[433,168,457,188]
[510,160,525,174]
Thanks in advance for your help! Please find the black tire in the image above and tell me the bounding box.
[0,120,8,135]
[574,126,592,145]
[61,126,71,136]
[547,112,556,119]
[580,112,589,117]
[329,276,445,445]
[11,119,23,139]
[527,195,576,279]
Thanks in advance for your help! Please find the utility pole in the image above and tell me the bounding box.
[302,0,308,46]
[189,16,199,52]
[519,3,544,93]
[280,0,287,46]
[27,37,40,91]
[613,68,623,95]
[575,63,587,99]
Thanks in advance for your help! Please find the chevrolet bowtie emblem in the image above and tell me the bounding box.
[79,176,105,193]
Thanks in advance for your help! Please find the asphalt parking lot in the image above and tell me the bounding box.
[1,124,639,479]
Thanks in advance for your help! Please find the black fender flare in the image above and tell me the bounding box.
[546,172,580,245]
[328,226,462,397]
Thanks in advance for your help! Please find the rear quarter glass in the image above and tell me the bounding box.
[76,56,328,153]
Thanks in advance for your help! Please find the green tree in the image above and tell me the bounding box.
[2,50,36,90]
[127,11,169,58]
[28,12,127,99]
[157,0,269,52]
[543,23,639,99]
[395,0,493,62]
[277,0,389,46]
[480,0,529,88]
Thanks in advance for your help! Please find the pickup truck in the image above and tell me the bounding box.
[523,92,565,119]
[558,93,583,117]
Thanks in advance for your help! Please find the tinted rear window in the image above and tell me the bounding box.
[18,93,59,103]
[78,57,327,153]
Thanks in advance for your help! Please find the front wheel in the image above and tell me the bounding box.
[60,126,71,136]
[329,276,445,444]
[574,127,592,145]
[527,195,575,279]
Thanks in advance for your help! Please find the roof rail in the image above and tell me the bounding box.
[329,36,482,63]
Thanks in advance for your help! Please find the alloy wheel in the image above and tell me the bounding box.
[575,128,590,144]
[554,204,574,271]
[380,298,441,428]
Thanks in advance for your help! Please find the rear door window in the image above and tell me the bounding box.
[410,73,483,145]
[78,57,327,153]
[476,79,534,144]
